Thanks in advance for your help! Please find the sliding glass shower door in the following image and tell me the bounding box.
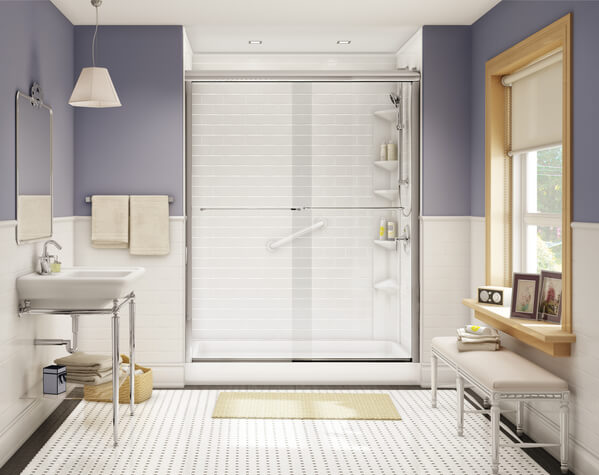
[188,79,418,361]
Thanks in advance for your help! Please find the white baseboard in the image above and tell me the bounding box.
[0,398,61,468]
[514,404,599,474]
[420,363,457,388]
[148,363,185,388]
[185,362,421,385]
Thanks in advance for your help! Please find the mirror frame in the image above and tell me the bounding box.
[15,86,53,245]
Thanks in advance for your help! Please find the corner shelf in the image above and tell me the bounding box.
[462,298,576,357]
[373,109,397,122]
[374,160,399,172]
[374,189,399,201]
[374,279,399,293]
[373,240,396,250]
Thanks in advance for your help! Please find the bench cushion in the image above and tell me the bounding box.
[432,336,567,393]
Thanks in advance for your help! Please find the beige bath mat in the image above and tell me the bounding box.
[212,392,401,420]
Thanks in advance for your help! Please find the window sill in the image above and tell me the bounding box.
[462,298,576,357]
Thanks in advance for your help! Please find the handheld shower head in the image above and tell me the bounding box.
[389,93,400,107]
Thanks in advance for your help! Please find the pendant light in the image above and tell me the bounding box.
[69,0,121,108]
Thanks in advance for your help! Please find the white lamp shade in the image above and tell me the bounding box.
[69,67,121,108]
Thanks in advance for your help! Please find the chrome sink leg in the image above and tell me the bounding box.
[129,294,136,416]
[111,300,120,447]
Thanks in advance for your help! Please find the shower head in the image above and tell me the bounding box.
[389,93,400,108]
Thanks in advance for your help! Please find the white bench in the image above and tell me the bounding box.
[431,336,569,475]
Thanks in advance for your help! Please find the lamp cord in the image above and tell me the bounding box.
[92,5,99,67]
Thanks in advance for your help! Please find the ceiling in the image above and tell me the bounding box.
[51,0,501,53]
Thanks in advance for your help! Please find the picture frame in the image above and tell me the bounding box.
[510,273,541,320]
[538,270,563,324]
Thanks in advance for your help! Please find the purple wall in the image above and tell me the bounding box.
[0,0,74,220]
[73,26,184,216]
[470,0,599,221]
[422,26,472,216]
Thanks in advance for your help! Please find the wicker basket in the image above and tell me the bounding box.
[83,355,152,404]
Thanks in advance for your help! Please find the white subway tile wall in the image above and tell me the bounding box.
[72,217,185,386]
[470,220,599,473]
[0,219,74,466]
[190,82,409,358]
[420,217,471,364]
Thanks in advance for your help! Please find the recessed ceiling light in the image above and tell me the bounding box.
[248,40,262,45]
[337,40,351,45]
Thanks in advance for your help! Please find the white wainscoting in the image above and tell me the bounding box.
[72,216,186,388]
[469,220,599,474]
[0,218,74,467]
[419,216,472,386]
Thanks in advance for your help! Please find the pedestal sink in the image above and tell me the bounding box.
[17,267,145,310]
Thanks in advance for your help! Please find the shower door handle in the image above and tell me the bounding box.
[266,220,327,251]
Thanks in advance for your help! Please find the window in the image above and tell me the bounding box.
[513,146,562,274]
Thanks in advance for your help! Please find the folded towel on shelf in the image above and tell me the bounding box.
[457,328,500,343]
[129,195,170,255]
[464,325,498,337]
[457,341,500,352]
[54,352,119,372]
[91,195,130,248]
[66,372,115,386]
[66,367,113,379]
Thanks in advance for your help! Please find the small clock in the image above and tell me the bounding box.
[477,286,512,306]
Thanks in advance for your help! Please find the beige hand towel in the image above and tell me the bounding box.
[91,195,130,248]
[68,372,114,386]
[457,341,500,352]
[55,352,116,372]
[129,195,170,255]
[17,195,52,242]
[457,328,500,343]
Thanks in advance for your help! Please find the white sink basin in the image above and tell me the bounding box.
[17,267,145,310]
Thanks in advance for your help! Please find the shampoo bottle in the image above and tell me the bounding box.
[379,217,387,241]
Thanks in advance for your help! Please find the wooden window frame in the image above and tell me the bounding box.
[485,14,572,333]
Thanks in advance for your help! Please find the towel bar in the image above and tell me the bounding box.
[84,195,174,203]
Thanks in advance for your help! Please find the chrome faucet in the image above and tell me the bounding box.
[39,239,62,275]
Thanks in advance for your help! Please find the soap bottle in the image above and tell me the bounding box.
[379,217,387,241]
[51,258,61,273]
[387,221,396,240]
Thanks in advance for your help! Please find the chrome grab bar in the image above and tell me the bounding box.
[266,220,327,251]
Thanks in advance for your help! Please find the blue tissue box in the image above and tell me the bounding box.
[43,365,67,395]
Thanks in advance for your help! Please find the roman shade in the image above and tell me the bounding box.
[503,51,563,154]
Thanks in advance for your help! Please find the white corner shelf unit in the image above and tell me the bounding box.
[374,279,399,293]
[373,109,397,122]
[374,189,399,201]
[374,160,399,172]
[373,239,397,250]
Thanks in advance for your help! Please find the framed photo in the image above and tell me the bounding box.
[510,273,541,319]
[538,271,562,323]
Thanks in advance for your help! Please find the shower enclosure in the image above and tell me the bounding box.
[186,73,419,362]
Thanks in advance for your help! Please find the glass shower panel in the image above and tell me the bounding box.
[190,80,416,361]
[190,209,295,360]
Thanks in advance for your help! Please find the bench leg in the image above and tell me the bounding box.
[516,400,524,436]
[431,354,438,408]
[560,398,569,474]
[456,375,464,436]
[491,403,500,475]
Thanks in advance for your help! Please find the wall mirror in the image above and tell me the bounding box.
[16,83,53,244]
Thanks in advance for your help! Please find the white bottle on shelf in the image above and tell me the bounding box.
[387,221,396,240]
[379,217,387,241]
[379,143,388,161]
[387,143,398,161]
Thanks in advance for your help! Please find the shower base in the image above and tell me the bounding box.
[191,340,411,362]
